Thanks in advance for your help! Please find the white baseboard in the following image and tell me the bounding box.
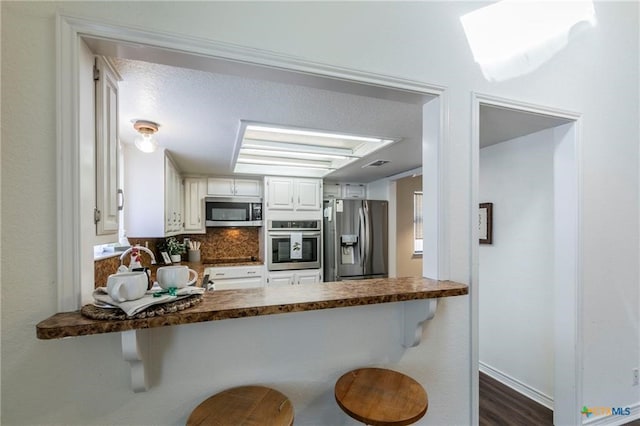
[582,402,640,426]
[479,361,554,410]
[479,362,640,425]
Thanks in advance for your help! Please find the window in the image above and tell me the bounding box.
[413,191,423,254]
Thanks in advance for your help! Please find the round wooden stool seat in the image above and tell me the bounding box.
[187,385,294,426]
[334,368,428,426]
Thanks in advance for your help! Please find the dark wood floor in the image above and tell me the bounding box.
[479,372,554,426]
[479,372,640,426]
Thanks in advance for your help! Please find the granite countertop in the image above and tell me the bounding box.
[36,277,468,340]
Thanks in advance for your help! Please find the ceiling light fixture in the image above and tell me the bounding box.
[247,125,387,143]
[133,120,159,153]
[240,148,348,160]
[234,122,400,178]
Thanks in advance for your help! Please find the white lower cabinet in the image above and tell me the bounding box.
[204,265,264,290]
[267,269,322,287]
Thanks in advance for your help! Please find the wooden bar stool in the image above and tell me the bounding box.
[187,385,294,426]
[334,368,428,426]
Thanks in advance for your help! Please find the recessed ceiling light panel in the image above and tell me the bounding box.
[234,122,399,177]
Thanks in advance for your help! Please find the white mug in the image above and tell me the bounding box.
[156,265,197,289]
[107,272,148,302]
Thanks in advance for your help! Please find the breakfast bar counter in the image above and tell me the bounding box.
[37,277,468,340]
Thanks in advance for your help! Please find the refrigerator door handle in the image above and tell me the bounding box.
[364,201,372,274]
[363,201,371,275]
[358,206,366,267]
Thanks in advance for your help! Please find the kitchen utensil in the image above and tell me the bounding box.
[188,249,201,262]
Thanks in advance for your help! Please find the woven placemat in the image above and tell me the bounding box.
[81,294,203,320]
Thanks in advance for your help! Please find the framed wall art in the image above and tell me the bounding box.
[479,203,493,244]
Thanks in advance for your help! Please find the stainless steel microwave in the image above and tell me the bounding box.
[205,197,263,227]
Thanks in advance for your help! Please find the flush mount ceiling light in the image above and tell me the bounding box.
[133,120,159,153]
[233,122,398,178]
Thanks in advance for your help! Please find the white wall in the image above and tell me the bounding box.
[479,129,555,403]
[2,2,639,425]
[366,179,390,200]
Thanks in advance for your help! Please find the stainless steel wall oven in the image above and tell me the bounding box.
[267,220,321,271]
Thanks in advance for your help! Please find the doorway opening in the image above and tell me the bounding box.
[472,95,581,425]
[395,174,423,278]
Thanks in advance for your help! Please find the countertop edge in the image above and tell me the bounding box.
[36,278,469,340]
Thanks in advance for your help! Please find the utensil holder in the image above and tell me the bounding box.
[188,249,201,263]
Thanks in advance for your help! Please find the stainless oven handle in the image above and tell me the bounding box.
[268,232,321,237]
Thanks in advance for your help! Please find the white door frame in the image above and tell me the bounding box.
[470,93,583,425]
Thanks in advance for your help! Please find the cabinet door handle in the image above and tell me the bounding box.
[247,271,256,274]
[117,189,125,211]
[215,273,225,276]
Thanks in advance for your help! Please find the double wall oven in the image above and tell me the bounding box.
[267,220,321,271]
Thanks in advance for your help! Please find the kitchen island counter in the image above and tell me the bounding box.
[37,277,468,340]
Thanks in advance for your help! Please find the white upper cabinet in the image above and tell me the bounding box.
[323,182,342,199]
[233,179,262,197]
[183,178,207,233]
[94,56,121,238]
[164,155,183,235]
[207,177,261,197]
[341,183,366,199]
[124,148,184,237]
[323,182,366,199]
[265,177,295,210]
[265,177,321,211]
[295,178,322,210]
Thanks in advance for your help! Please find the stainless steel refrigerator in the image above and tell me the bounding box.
[323,199,388,281]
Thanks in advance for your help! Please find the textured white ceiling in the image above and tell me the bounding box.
[479,104,572,148]
[113,58,424,183]
[112,52,572,183]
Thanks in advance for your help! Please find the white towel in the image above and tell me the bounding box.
[93,285,205,317]
[290,232,303,259]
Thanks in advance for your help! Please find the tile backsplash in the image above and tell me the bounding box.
[127,227,261,262]
[94,256,120,288]
[186,227,260,261]
[95,227,261,287]
[129,227,262,263]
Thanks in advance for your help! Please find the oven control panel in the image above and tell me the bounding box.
[268,220,320,230]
